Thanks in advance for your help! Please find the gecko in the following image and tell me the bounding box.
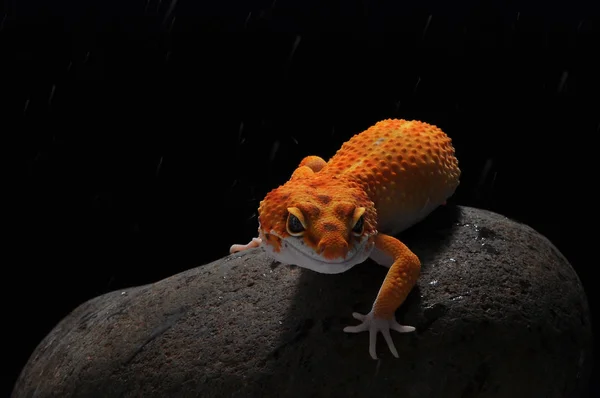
[230,119,460,359]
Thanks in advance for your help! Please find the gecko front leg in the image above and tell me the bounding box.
[230,237,262,254]
[343,233,421,359]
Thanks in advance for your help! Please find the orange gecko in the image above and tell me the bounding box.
[230,119,460,359]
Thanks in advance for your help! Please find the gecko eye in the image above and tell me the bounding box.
[351,215,364,236]
[287,214,305,236]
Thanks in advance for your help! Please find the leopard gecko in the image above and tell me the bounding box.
[230,119,460,359]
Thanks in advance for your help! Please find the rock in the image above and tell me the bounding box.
[12,206,592,398]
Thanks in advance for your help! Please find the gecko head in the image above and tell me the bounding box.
[257,176,378,274]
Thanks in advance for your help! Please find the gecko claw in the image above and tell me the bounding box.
[343,310,415,360]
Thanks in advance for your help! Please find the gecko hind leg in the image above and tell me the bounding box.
[290,156,327,180]
[229,237,262,254]
[298,155,327,172]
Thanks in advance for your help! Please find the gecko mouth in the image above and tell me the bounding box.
[262,230,374,274]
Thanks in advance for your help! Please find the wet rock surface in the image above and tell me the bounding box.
[12,206,593,398]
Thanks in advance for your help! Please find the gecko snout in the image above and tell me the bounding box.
[317,237,349,260]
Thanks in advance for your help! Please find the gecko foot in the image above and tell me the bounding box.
[229,237,262,254]
[343,311,415,360]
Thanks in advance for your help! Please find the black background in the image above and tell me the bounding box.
[5,0,599,396]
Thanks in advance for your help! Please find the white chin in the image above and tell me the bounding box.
[262,231,373,275]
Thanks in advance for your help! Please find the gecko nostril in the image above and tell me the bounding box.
[317,239,349,259]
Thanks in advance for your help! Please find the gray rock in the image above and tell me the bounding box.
[12,206,592,398]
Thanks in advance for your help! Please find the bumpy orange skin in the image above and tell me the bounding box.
[257,119,460,255]
[233,119,461,358]
[258,174,378,259]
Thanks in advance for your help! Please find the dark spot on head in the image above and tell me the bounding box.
[317,194,331,204]
[334,203,354,219]
[297,203,320,218]
[281,193,290,200]
[323,222,339,232]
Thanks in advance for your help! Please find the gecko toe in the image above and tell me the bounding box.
[351,312,366,321]
[343,323,368,333]
[229,237,262,254]
[344,312,369,332]
[391,318,415,333]
[381,327,399,358]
